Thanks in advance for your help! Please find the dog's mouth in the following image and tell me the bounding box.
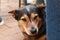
[23,26,39,36]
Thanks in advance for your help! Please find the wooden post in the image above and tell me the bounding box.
[19,0,25,7]
[19,0,21,8]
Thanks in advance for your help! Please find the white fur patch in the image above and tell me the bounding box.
[26,6,30,12]
[24,27,31,35]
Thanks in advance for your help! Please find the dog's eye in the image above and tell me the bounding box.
[21,18,26,21]
[34,16,38,20]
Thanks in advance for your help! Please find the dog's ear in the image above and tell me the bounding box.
[8,10,20,20]
[36,4,45,15]
[8,10,17,17]
[36,4,45,18]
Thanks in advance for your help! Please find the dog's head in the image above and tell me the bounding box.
[8,5,45,36]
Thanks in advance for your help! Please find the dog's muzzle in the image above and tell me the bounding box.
[30,27,37,34]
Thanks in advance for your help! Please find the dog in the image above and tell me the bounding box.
[8,5,46,40]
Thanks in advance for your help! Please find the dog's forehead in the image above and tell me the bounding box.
[17,5,38,19]
[25,6,30,12]
[25,5,36,12]
[19,5,36,13]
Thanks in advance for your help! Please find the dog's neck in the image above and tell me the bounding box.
[23,32,46,40]
[23,32,36,40]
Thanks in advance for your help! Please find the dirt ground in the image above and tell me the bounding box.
[0,0,24,40]
[0,15,24,40]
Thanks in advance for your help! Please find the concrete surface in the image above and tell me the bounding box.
[0,0,24,40]
[0,16,24,40]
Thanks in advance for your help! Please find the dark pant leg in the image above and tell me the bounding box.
[46,0,60,40]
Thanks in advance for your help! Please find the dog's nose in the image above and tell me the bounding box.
[30,27,37,34]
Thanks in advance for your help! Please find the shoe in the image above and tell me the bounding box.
[0,17,4,25]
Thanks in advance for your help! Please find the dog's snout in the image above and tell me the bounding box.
[30,27,37,34]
